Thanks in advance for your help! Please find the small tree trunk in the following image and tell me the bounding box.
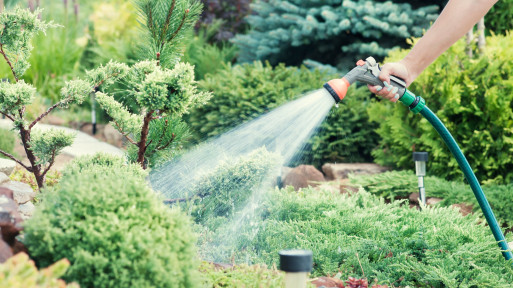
[137,110,154,169]
[19,126,44,190]
[477,17,486,54]
[465,26,474,58]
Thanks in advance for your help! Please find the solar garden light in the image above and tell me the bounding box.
[279,249,313,288]
[413,152,428,206]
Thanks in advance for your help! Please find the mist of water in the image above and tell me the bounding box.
[149,88,336,262]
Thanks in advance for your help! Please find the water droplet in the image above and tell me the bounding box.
[335,103,339,108]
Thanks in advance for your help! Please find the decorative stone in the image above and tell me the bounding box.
[451,203,474,216]
[103,124,123,146]
[18,202,35,220]
[281,165,325,190]
[426,197,443,206]
[311,276,345,288]
[322,163,389,180]
[0,173,9,184]
[0,159,16,176]
[409,192,420,204]
[1,181,35,205]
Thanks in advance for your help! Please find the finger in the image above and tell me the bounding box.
[378,64,394,84]
[367,84,383,94]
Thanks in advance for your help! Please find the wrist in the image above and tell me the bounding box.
[399,56,424,85]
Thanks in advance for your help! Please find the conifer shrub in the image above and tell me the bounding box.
[232,0,438,69]
[210,187,513,286]
[197,0,251,41]
[0,128,16,160]
[187,61,379,165]
[368,33,513,184]
[23,159,199,288]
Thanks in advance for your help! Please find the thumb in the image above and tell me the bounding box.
[378,64,395,84]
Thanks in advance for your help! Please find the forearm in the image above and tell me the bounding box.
[402,0,497,79]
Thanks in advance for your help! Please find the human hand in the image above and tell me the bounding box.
[367,61,414,102]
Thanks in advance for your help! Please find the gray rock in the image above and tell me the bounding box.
[282,165,325,190]
[322,163,389,180]
[2,181,35,205]
[18,201,35,219]
[427,197,443,206]
[0,173,9,184]
[409,192,420,204]
[103,124,123,147]
[0,159,16,176]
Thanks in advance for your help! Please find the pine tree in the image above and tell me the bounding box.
[0,7,125,190]
[232,0,439,69]
[94,0,211,169]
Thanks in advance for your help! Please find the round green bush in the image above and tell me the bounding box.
[369,33,513,184]
[24,161,198,288]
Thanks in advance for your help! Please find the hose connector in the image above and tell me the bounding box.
[399,90,426,114]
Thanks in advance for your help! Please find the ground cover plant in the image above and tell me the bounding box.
[23,154,199,288]
[222,187,513,286]
[368,33,513,184]
[349,170,513,230]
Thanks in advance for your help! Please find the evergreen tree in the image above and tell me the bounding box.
[95,0,211,169]
[232,0,439,70]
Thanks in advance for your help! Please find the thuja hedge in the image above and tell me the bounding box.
[24,155,199,288]
[187,61,379,166]
[350,170,513,230]
[368,33,513,184]
[202,187,513,286]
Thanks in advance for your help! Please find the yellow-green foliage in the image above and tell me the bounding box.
[0,253,79,288]
[368,33,513,184]
[200,262,288,288]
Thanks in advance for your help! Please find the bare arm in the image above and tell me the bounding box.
[370,0,497,101]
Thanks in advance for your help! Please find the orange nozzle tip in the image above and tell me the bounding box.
[325,78,350,102]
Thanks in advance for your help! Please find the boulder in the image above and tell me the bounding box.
[18,201,35,220]
[0,159,16,176]
[281,165,325,190]
[103,124,123,147]
[0,173,9,184]
[409,192,420,204]
[311,276,345,288]
[322,163,389,180]
[0,187,24,263]
[1,181,35,205]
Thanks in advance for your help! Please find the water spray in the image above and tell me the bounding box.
[324,57,512,261]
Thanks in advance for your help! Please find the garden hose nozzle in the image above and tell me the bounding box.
[323,57,426,114]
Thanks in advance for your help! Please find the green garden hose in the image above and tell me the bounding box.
[324,57,513,261]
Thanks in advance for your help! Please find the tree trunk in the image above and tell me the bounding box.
[137,110,154,169]
[465,26,473,58]
[19,126,44,190]
[477,17,486,54]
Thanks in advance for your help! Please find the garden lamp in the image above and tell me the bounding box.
[279,249,312,288]
[413,152,428,206]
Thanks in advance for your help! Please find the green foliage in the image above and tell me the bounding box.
[63,152,148,179]
[187,148,282,224]
[487,0,513,35]
[183,22,238,80]
[0,127,16,159]
[0,253,79,288]
[29,128,75,165]
[368,33,513,184]
[200,262,286,288]
[0,80,35,115]
[10,166,61,191]
[232,0,438,69]
[208,187,513,286]
[350,170,513,230]
[24,161,199,288]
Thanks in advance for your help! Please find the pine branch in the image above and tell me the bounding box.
[41,150,56,178]
[29,102,61,129]
[157,133,175,150]
[160,0,176,47]
[0,111,15,122]
[167,9,189,43]
[146,3,156,39]
[113,120,138,145]
[0,149,32,171]
[0,43,18,82]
